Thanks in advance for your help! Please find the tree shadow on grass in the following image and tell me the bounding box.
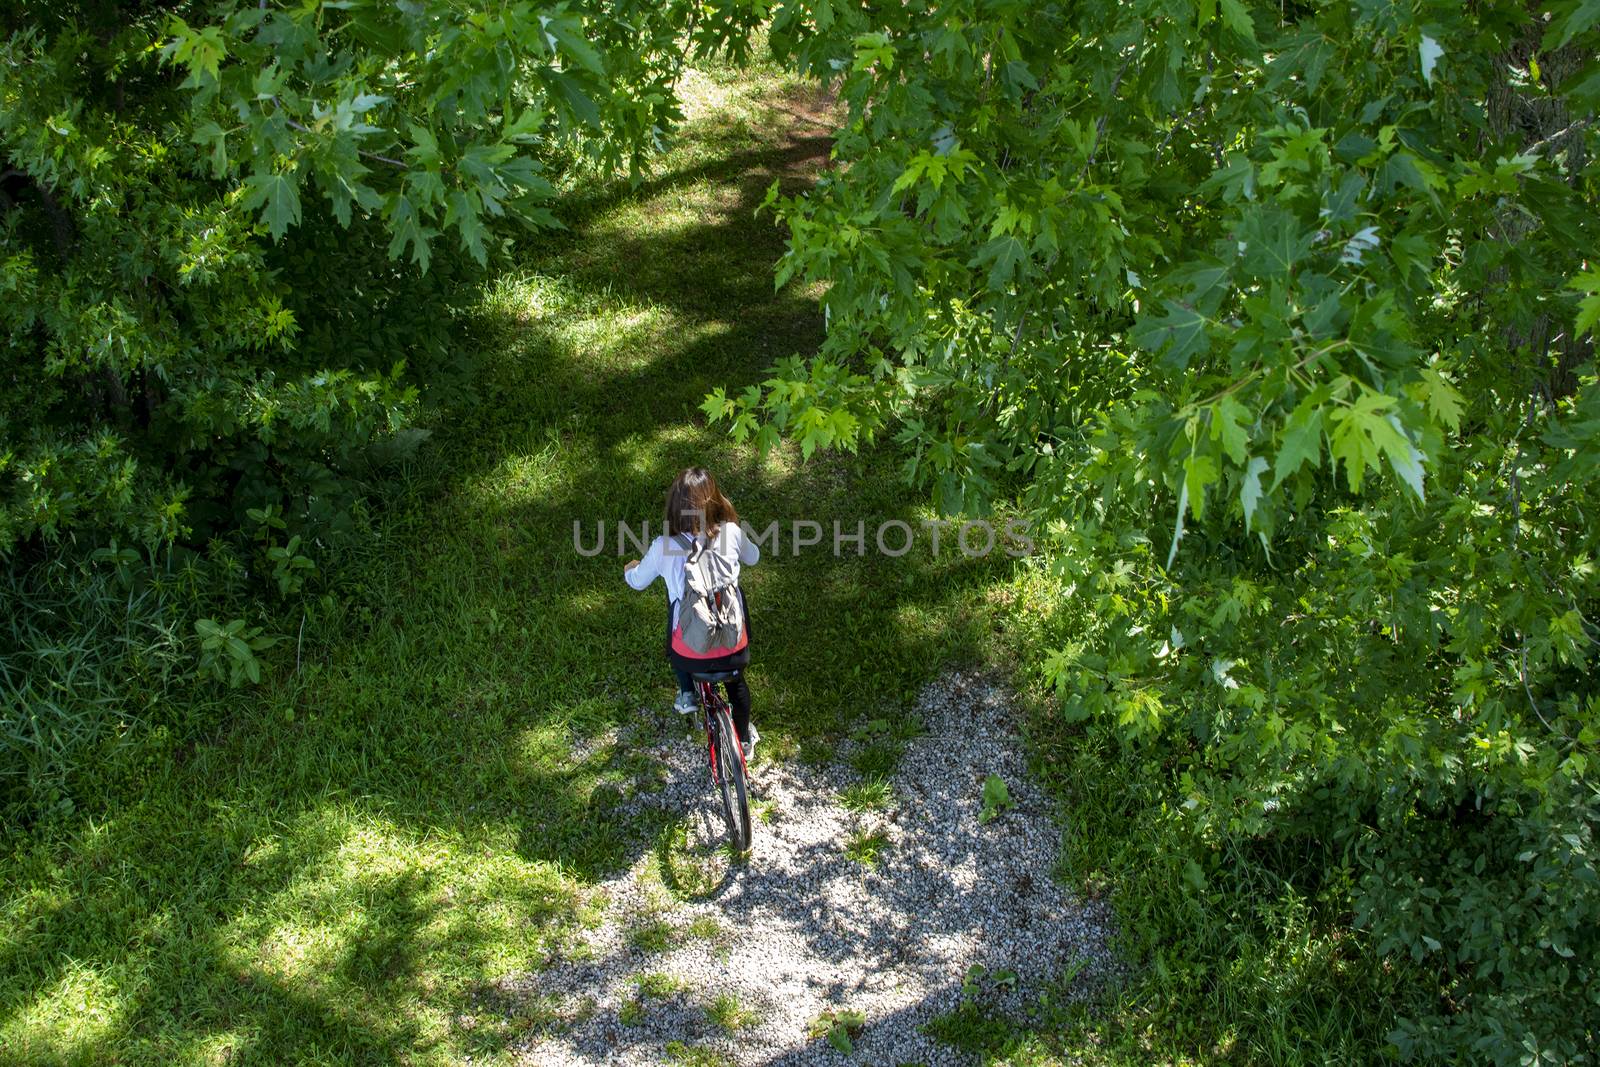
[0,77,1027,1067]
[430,85,833,466]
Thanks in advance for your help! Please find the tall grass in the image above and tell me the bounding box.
[0,554,196,822]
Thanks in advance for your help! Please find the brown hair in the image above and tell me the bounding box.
[665,467,738,538]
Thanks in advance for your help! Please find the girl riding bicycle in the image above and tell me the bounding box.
[624,468,760,759]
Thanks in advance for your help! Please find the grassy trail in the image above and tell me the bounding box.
[0,60,1015,1065]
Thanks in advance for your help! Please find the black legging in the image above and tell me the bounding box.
[666,589,752,744]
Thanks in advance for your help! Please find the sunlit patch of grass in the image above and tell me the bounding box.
[676,67,741,120]
[685,915,725,942]
[1,962,125,1063]
[840,777,895,813]
[706,991,760,1033]
[214,807,586,1051]
[633,971,687,999]
[843,827,892,868]
[665,1040,732,1067]
[627,918,677,954]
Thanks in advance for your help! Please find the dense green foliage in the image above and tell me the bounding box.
[0,0,763,554]
[5,0,1599,1061]
[706,0,1600,1061]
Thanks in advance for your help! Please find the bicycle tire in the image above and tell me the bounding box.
[710,703,752,852]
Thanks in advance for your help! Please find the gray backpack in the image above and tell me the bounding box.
[677,532,745,654]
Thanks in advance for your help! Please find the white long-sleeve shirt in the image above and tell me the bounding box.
[625,523,759,627]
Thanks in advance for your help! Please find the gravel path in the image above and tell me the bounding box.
[496,670,1118,1065]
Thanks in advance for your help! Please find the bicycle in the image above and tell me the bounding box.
[689,669,752,853]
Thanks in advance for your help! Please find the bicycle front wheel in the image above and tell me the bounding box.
[711,704,752,853]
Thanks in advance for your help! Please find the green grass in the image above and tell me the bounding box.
[842,827,892,868]
[663,1040,731,1067]
[626,919,678,955]
[632,972,686,999]
[0,47,1012,1067]
[839,777,895,813]
[705,992,758,1034]
[921,1001,1014,1056]
[684,915,724,942]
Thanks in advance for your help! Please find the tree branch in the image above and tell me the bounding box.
[274,99,407,170]
[283,117,407,169]
[1086,40,1139,167]
[1526,117,1592,156]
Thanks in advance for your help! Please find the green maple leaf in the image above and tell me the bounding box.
[542,13,605,75]
[240,171,301,240]
[1198,155,1255,202]
[1327,390,1396,493]
[1413,367,1464,432]
[1211,396,1250,465]
[1184,451,1219,520]
[976,235,1026,291]
[1368,412,1426,500]
[167,18,226,83]
[445,189,487,265]
[1131,301,1209,370]
[385,194,435,272]
[1238,208,1313,280]
[1240,455,1269,531]
[1272,402,1323,487]
[853,31,895,72]
[1578,292,1600,339]
[1544,0,1600,49]
[1571,270,1600,338]
[1220,0,1257,41]
[192,120,228,177]
[700,387,729,422]
[553,73,601,128]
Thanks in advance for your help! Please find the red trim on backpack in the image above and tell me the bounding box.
[670,615,747,659]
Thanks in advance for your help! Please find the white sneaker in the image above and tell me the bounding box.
[673,691,698,715]
[742,723,760,764]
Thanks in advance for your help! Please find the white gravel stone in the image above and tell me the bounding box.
[495,669,1119,1065]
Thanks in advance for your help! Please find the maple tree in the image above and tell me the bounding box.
[707,0,1600,1058]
